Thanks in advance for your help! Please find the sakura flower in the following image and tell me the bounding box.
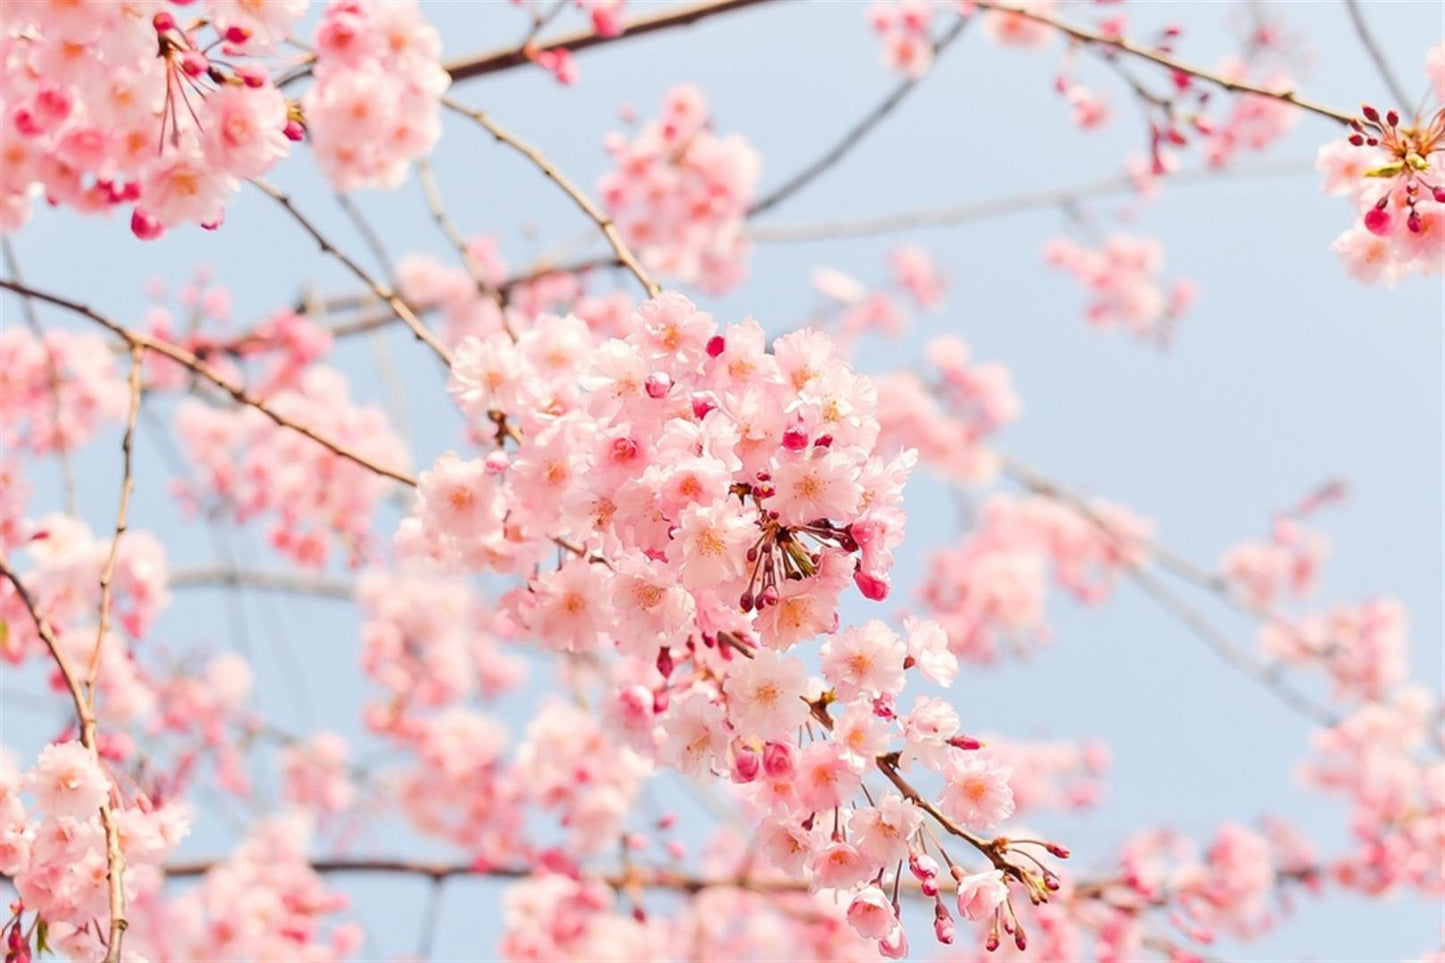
[724,649,810,741]
[820,619,907,700]
[850,793,923,866]
[24,743,108,820]
[956,868,1009,920]
[940,753,1015,829]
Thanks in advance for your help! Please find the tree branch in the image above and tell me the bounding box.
[971,1,1358,125]
[1342,0,1413,109]
[443,97,662,299]
[749,15,972,217]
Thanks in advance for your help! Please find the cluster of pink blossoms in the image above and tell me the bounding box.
[174,367,407,568]
[917,494,1153,664]
[0,0,302,236]
[303,0,449,191]
[600,86,761,292]
[0,328,129,455]
[3,744,190,961]
[1317,72,1445,286]
[875,335,1020,485]
[1042,235,1198,345]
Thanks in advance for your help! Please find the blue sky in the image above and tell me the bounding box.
[3,1,1442,959]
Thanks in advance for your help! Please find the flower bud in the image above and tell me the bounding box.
[731,746,760,783]
[763,741,794,779]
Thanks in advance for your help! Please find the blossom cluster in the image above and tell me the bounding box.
[173,367,407,568]
[303,0,450,191]
[600,87,761,292]
[0,0,302,236]
[1042,234,1198,345]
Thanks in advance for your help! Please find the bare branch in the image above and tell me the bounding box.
[0,279,418,488]
[971,1,1357,125]
[444,0,775,84]
[750,159,1315,244]
[749,15,972,217]
[168,567,355,600]
[251,178,453,365]
[443,97,662,299]
[1343,0,1413,109]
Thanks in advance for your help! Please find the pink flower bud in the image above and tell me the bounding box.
[763,741,794,779]
[781,424,809,451]
[180,50,208,77]
[224,24,251,43]
[691,395,716,419]
[130,208,164,241]
[854,569,889,601]
[1363,207,1391,235]
[655,647,674,678]
[731,746,760,783]
[645,372,671,398]
[152,11,175,31]
[284,120,305,141]
[909,852,940,880]
[706,334,726,357]
[484,451,509,473]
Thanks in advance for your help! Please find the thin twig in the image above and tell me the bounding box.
[749,15,971,216]
[250,178,453,365]
[87,345,144,692]
[971,1,1356,125]
[415,158,516,340]
[0,279,418,487]
[167,567,355,600]
[750,159,1315,243]
[442,97,662,299]
[1342,0,1412,109]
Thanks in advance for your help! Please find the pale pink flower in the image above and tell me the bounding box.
[845,885,898,939]
[850,793,923,866]
[724,649,809,740]
[956,868,1009,920]
[24,743,108,820]
[940,753,1015,829]
[819,619,906,700]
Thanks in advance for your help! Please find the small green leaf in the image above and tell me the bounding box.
[0,619,8,652]
[1362,161,1404,178]
[36,918,51,955]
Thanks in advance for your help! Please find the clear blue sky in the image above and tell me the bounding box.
[3,1,1441,960]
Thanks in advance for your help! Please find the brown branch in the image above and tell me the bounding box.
[444,0,774,84]
[1342,0,1412,109]
[250,178,453,365]
[442,97,662,299]
[414,158,516,340]
[0,279,418,488]
[0,556,129,961]
[971,1,1357,125]
[749,15,972,217]
[86,346,144,693]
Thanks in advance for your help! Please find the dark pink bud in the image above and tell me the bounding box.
[130,208,164,241]
[691,395,716,419]
[1408,211,1423,233]
[284,120,305,141]
[934,913,955,944]
[1348,133,1365,146]
[1433,188,1445,204]
[854,569,889,601]
[986,934,1000,952]
[1385,109,1399,127]
[813,433,833,448]
[1043,872,1061,891]
[652,689,669,714]
[781,424,808,451]
[1362,104,1380,122]
[706,334,725,357]
[1045,841,1071,859]
[909,852,940,880]
[1014,929,1028,952]
[758,587,778,607]
[655,647,673,678]
[1363,207,1391,236]
[948,734,983,751]
[731,746,760,782]
[237,64,268,88]
[921,876,940,897]
[152,11,175,31]
[754,469,770,482]
[763,741,794,778]
[180,50,208,77]
[738,592,754,612]
[645,372,670,398]
[224,24,251,43]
